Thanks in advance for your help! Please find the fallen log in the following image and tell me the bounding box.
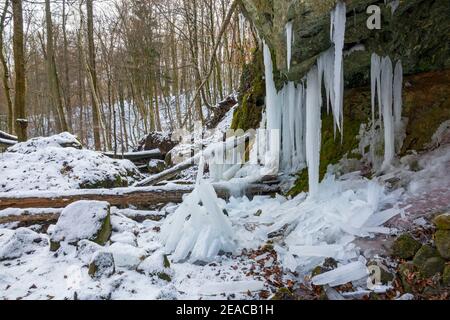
[0,208,165,226]
[103,149,164,161]
[0,182,279,210]
[0,137,16,147]
[134,133,255,187]
[0,130,18,142]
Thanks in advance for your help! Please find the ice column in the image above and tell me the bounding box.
[286,21,294,72]
[305,67,322,197]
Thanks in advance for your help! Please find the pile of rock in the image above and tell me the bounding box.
[393,213,450,296]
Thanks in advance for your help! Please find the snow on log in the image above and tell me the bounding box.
[0,183,279,210]
[0,137,16,146]
[134,133,254,187]
[0,130,18,142]
[103,149,164,161]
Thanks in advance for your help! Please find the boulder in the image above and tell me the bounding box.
[391,234,421,260]
[76,240,103,264]
[88,251,115,279]
[137,250,173,282]
[136,132,178,155]
[435,230,450,260]
[420,257,445,278]
[434,213,450,230]
[50,201,112,251]
[0,228,48,261]
[147,159,167,175]
[108,242,147,269]
[413,245,440,269]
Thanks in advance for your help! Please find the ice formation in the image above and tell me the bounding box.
[160,159,235,263]
[305,67,322,197]
[260,2,347,194]
[286,21,294,72]
[371,54,404,169]
[330,1,346,131]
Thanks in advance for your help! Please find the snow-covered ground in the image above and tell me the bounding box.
[0,133,141,192]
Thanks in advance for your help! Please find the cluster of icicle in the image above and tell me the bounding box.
[262,1,347,197]
[371,53,403,170]
[160,158,235,263]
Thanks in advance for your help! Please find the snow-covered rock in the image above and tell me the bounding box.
[50,201,112,251]
[137,250,172,281]
[111,231,138,247]
[0,133,141,192]
[108,242,147,269]
[76,240,103,264]
[88,251,115,279]
[0,228,48,261]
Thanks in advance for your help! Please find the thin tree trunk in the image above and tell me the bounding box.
[0,0,13,134]
[86,0,102,150]
[12,0,27,141]
[45,0,68,133]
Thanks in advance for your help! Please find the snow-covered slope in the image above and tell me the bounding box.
[0,133,142,192]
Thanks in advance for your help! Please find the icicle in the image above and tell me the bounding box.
[393,60,403,130]
[305,67,322,198]
[371,53,382,124]
[331,1,347,132]
[381,57,395,169]
[286,21,294,72]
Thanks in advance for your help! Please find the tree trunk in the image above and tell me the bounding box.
[45,0,68,133]
[12,0,27,141]
[0,0,13,134]
[86,0,102,150]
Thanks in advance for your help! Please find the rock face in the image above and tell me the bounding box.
[240,0,450,85]
[50,201,112,251]
[88,251,115,279]
[233,0,450,195]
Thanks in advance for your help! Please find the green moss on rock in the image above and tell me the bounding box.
[443,265,450,286]
[232,48,265,132]
[420,257,445,278]
[391,234,421,260]
[413,245,440,269]
[434,213,450,230]
[435,230,450,260]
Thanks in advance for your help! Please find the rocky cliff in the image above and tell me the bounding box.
[233,0,450,193]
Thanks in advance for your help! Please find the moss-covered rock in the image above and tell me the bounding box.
[231,48,265,132]
[50,201,112,252]
[420,257,445,278]
[443,265,450,286]
[391,234,421,260]
[434,213,450,230]
[413,245,440,269]
[435,230,450,260]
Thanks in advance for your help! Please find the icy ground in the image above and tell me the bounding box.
[1,138,449,300]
